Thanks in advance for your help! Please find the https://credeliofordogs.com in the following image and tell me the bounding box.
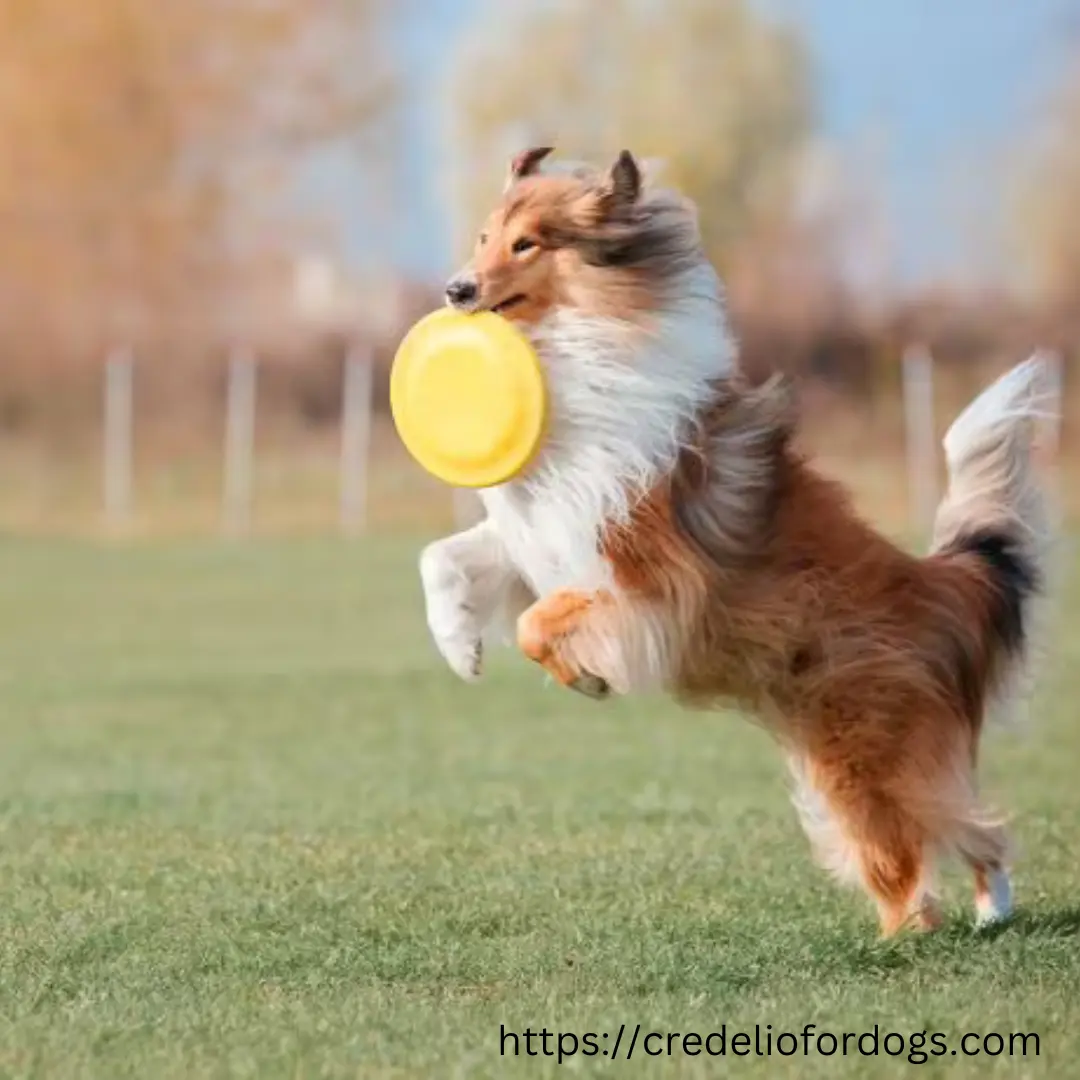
[498,1022,1040,1065]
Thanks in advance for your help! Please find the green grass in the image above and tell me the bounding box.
[0,535,1078,1078]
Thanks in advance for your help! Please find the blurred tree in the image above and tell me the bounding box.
[0,0,394,349]
[442,0,813,278]
[1014,50,1080,313]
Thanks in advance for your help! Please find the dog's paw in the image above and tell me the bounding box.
[568,672,610,700]
[435,632,483,683]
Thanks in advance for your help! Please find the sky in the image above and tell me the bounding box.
[338,0,1079,289]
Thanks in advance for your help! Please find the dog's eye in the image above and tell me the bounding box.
[478,231,489,246]
[511,236,537,255]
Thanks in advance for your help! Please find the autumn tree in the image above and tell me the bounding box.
[1014,47,1080,315]
[0,0,393,354]
[441,0,813,279]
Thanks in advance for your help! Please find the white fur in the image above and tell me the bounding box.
[420,261,733,691]
[975,869,1012,926]
[787,754,862,886]
[483,264,731,594]
[934,353,1056,728]
[418,518,520,681]
[941,355,1052,476]
[936,353,1052,555]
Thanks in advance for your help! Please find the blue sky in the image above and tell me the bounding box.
[343,0,1079,288]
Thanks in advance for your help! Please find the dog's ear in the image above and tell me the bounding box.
[596,150,642,216]
[504,146,554,191]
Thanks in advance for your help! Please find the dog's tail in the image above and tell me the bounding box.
[929,355,1056,725]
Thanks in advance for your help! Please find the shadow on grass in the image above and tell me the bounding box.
[809,903,1080,980]
[977,904,1080,941]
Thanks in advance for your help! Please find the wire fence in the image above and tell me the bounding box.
[3,340,1069,541]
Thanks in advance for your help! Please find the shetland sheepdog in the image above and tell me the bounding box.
[420,146,1055,936]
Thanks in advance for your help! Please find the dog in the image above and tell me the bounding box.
[419,146,1054,936]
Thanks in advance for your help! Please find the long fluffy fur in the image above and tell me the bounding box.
[931,356,1054,727]
[419,150,1057,936]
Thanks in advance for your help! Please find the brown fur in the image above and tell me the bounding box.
[519,388,1023,935]
[450,152,700,324]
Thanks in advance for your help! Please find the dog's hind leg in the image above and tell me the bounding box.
[955,817,1012,926]
[926,751,1013,927]
[791,753,936,936]
[811,767,928,936]
[852,809,929,938]
[972,860,1012,926]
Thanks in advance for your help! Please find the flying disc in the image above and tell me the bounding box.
[390,307,548,488]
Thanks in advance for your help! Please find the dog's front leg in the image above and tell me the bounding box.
[516,587,623,699]
[418,518,529,682]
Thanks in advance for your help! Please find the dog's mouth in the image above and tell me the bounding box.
[491,294,527,314]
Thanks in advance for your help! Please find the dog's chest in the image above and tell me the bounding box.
[479,484,612,598]
[476,295,730,600]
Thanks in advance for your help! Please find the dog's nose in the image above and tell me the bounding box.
[445,278,478,308]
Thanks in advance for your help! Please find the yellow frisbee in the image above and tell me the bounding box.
[390,307,548,488]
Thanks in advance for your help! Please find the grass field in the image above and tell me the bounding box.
[1,534,1078,1078]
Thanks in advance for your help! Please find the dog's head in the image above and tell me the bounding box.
[445,148,702,325]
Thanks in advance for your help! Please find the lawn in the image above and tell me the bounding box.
[0,534,1077,1078]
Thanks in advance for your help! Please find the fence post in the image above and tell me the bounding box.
[223,348,257,537]
[103,346,134,532]
[340,343,374,536]
[902,343,937,538]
